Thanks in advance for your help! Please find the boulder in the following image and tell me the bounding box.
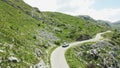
[8,56,20,62]
[108,51,116,57]
[91,49,98,55]
[35,48,43,57]
[90,49,99,60]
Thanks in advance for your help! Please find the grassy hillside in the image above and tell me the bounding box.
[0,0,51,67]
[0,0,109,67]
[43,12,109,41]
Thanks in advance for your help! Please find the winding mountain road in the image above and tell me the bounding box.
[50,31,111,68]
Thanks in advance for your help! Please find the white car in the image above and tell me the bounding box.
[62,44,69,47]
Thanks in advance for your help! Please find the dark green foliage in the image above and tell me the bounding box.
[54,40,61,46]
[37,23,41,27]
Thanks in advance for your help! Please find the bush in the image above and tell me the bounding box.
[54,41,61,45]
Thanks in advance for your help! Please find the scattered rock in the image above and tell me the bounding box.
[37,30,59,42]
[75,41,120,68]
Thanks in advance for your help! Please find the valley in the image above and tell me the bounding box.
[0,0,120,68]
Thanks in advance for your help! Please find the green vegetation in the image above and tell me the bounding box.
[0,0,110,67]
[65,47,86,68]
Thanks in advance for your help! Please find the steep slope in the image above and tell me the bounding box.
[0,0,109,67]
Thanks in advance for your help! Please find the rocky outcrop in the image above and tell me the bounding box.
[37,30,59,42]
[75,41,120,68]
[76,34,92,41]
